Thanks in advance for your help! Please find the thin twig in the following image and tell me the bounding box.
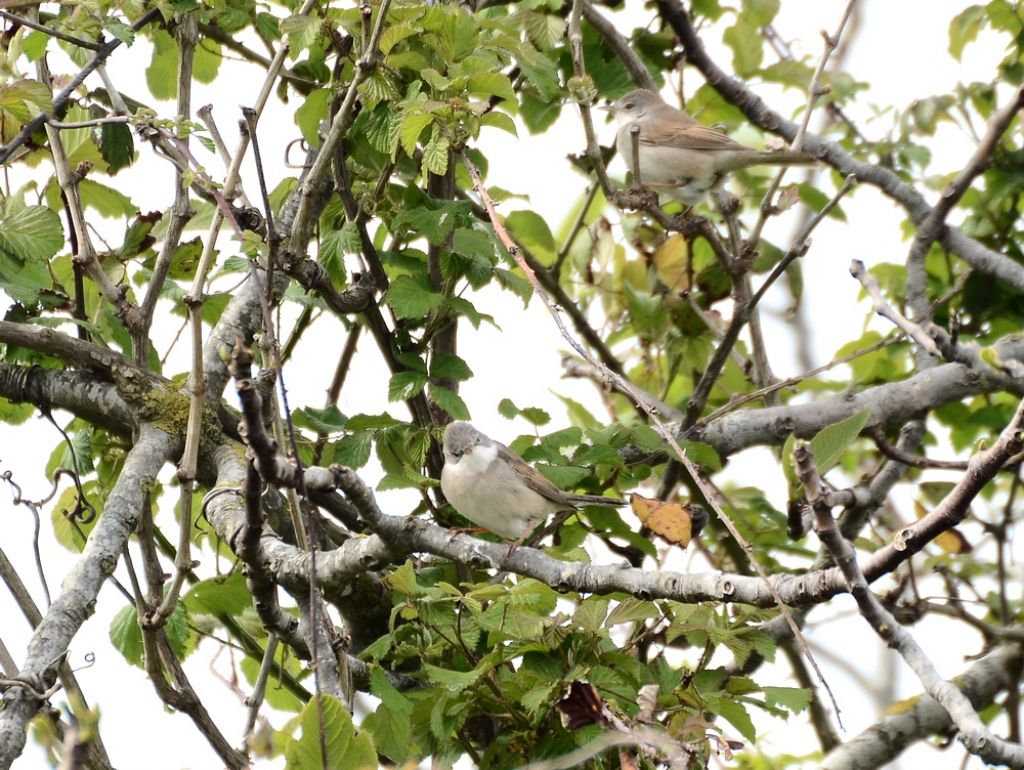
[745,0,857,258]
[849,259,941,358]
[0,8,161,164]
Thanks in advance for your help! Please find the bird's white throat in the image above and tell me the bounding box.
[452,442,497,476]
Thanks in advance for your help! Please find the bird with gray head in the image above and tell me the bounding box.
[440,421,624,545]
[602,89,816,204]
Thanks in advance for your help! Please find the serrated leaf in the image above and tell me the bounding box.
[109,604,144,667]
[606,597,660,625]
[429,353,473,381]
[810,406,871,475]
[467,71,516,101]
[573,597,608,633]
[494,267,532,304]
[762,686,811,714]
[363,104,401,156]
[388,371,429,402]
[399,111,433,158]
[0,205,63,265]
[424,663,481,692]
[50,484,98,552]
[422,128,450,176]
[333,431,373,468]
[284,695,377,770]
[0,79,52,133]
[292,404,347,434]
[716,699,756,743]
[109,600,194,668]
[385,274,445,319]
[479,110,518,136]
[428,384,470,420]
[280,15,319,52]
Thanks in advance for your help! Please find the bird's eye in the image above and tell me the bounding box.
[624,101,635,110]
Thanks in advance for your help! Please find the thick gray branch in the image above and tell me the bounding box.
[822,646,1024,770]
[0,364,133,436]
[0,425,176,769]
[693,336,1024,455]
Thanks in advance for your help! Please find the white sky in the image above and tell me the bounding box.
[2,1,1015,768]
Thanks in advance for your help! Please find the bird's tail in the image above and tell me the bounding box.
[747,150,817,166]
[566,493,626,507]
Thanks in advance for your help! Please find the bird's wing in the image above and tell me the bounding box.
[496,443,574,508]
[641,121,749,152]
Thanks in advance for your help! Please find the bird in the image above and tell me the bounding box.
[603,89,816,204]
[440,421,624,545]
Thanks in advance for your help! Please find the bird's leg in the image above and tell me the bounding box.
[446,526,487,543]
[504,533,527,559]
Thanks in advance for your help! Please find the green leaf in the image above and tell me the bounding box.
[520,10,567,51]
[99,121,135,173]
[535,464,588,489]
[184,571,251,616]
[333,430,374,468]
[0,205,63,265]
[762,686,812,714]
[428,384,470,420]
[494,267,532,303]
[0,79,52,131]
[716,699,756,743]
[79,179,136,219]
[109,604,144,667]
[429,353,473,381]
[723,17,762,76]
[363,104,401,156]
[399,111,433,158]
[50,483,99,552]
[193,38,221,83]
[388,371,428,402]
[284,695,377,770]
[103,18,135,45]
[295,88,331,147]
[479,111,518,137]
[109,600,194,668]
[280,14,320,53]
[422,126,450,176]
[292,405,347,434]
[810,407,871,475]
[573,597,609,632]
[424,663,481,692]
[363,666,415,760]
[949,5,987,60]
[385,274,445,319]
[467,71,516,102]
[497,398,550,426]
[146,29,179,101]
[504,210,555,265]
[743,0,780,26]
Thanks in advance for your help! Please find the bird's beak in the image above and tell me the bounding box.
[596,104,614,112]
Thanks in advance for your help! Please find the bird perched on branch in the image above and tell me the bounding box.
[440,421,624,546]
[602,89,816,204]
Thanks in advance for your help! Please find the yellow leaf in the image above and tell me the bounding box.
[630,492,702,547]
[652,234,689,290]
